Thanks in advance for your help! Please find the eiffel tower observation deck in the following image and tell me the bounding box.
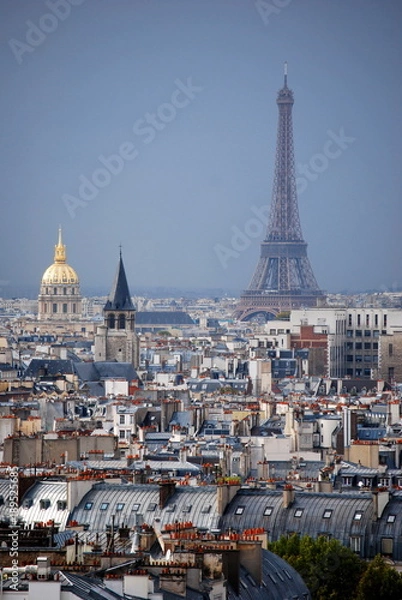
[235,65,325,321]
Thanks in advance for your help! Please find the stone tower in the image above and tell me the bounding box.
[94,251,139,367]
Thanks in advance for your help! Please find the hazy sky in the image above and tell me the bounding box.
[1,0,401,298]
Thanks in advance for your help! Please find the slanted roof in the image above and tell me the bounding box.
[136,311,194,325]
[24,359,77,379]
[60,572,125,600]
[74,361,138,383]
[104,253,135,312]
[228,548,311,600]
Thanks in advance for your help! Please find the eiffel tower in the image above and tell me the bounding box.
[234,65,324,321]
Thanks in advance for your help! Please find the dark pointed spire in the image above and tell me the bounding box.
[104,252,135,311]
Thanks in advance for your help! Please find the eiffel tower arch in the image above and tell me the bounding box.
[234,65,325,321]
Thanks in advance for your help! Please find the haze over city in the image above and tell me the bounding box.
[1,0,401,298]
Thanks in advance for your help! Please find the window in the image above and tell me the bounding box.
[375,314,378,326]
[357,314,361,326]
[44,303,47,313]
[40,499,51,509]
[389,367,395,381]
[108,314,115,329]
[119,414,125,425]
[384,314,387,328]
[387,514,396,524]
[235,506,245,515]
[366,314,370,327]
[182,505,192,513]
[119,430,126,439]
[364,342,371,350]
[63,303,68,313]
[84,502,93,511]
[57,500,67,511]
[348,314,352,326]
[373,342,378,350]
[350,536,361,552]
[294,509,304,518]
[54,287,57,295]
[63,287,67,295]
[116,503,125,512]
[132,503,140,512]
[353,511,363,521]
[364,330,371,337]
[264,507,273,517]
[373,330,380,337]
[166,504,176,513]
[355,355,362,363]
[53,303,57,313]
[389,343,393,356]
[382,538,393,554]
[347,330,353,338]
[201,505,211,514]
[364,355,372,363]
[100,502,109,511]
[323,509,332,519]
[73,303,76,313]
[148,503,157,512]
[355,342,362,350]
[118,314,126,329]
[355,330,362,337]
[346,342,353,350]
[346,355,354,362]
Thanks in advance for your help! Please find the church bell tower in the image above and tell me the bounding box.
[94,251,138,367]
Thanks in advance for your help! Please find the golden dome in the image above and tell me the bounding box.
[41,228,80,285]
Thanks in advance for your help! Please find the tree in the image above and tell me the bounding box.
[356,554,402,600]
[270,534,364,600]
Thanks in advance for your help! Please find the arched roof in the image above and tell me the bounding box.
[70,483,219,533]
[221,489,374,549]
[228,548,311,600]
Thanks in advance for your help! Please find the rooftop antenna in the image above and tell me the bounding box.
[284,61,288,87]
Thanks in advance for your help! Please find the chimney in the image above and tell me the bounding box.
[239,541,262,586]
[283,485,295,509]
[216,484,241,516]
[372,489,390,521]
[159,481,176,509]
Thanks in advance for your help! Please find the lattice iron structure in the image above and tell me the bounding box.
[235,66,324,321]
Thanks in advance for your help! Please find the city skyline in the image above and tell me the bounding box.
[1,0,402,299]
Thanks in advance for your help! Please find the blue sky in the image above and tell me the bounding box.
[1,0,401,297]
